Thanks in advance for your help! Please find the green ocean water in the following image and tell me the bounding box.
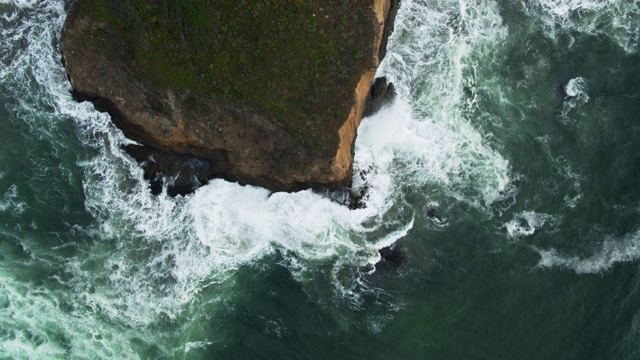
[2,0,640,358]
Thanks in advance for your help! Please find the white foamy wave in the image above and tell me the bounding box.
[561,77,590,125]
[536,229,640,274]
[0,0,40,7]
[190,182,362,266]
[0,0,70,138]
[0,184,26,214]
[564,77,588,99]
[504,210,558,239]
[375,0,514,211]
[189,176,414,306]
[0,276,144,359]
[184,341,214,353]
[526,0,640,53]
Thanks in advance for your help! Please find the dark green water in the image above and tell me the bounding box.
[2,0,640,358]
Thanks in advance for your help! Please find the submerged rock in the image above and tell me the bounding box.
[316,164,374,209]
[375,244,406,273]
[557,79,574,101]
[315,186,367,210]
[557,80,568,99]
[61,0,400,195]
[425,204,442,222]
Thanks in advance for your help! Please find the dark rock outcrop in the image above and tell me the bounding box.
[375,244,406,273]
[363,76,397,118]
[425,204,442,222]
[61,0,400,195]
[124,145,223,197]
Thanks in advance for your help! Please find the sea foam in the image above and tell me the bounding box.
[526,0,640,53]
[536,229,640,274]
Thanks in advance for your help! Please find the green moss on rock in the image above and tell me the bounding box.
[77,0,376,154]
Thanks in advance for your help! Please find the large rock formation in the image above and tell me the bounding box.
[61,0,398,194]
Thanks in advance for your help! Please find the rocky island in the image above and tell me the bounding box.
[61,0,398,195]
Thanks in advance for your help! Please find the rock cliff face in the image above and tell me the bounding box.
[61,0,398,194]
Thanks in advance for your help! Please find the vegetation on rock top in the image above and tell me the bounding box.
[76,0,377,155]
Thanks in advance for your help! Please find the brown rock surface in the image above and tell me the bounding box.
[61,0,398,193]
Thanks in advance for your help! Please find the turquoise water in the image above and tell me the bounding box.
[2,0,640,358]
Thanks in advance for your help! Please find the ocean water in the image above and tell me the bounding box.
[2,0,640,358]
